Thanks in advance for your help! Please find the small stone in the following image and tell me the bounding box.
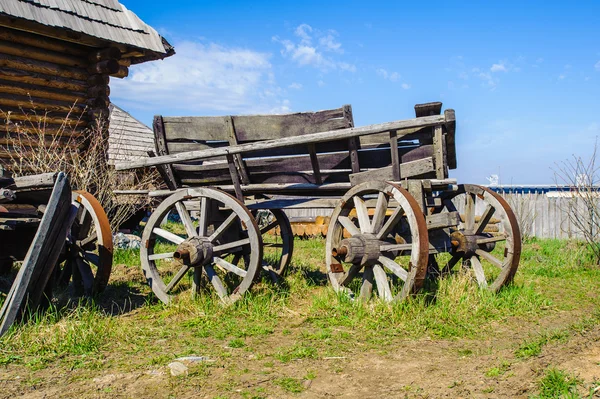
[175,356,213,364]
[168,361,188,377]
[303,379,313,389]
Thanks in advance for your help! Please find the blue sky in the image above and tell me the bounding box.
[112,1,600,184]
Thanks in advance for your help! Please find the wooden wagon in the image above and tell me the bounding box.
[116,102,521,304]
[0,172,113,335]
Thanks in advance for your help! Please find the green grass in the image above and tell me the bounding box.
[2,236,600,397]
[532,367,581,399]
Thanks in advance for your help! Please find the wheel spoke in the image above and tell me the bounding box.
[338,216,360,236]
[204,264,228,299]
[371,192,388,233]
[165,265,191,293]
[260,220,279,235]
[75,258,94,295]
[475,204,495,235]
[78,231,97,248]
[376,206,405,240]
[214,257,247,277]
[359,266,374,300]
[475,249,504,269]
[372,264,392,301]
[353,196,371,233]
[441,254,461,275]
[213,238,250,253]
[465,193,476,231]
[470,256,488,288]
[175,202,197,238]
[208,212,238,243]
[153,227,185,245]
[198,197,210,237]
[476,234,507,244]
[83,251,100,266]
[263,243,283,248]
[378,256,408,281]
[149,252,175,261]
[339,263,363,286]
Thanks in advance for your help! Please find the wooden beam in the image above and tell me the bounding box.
[348,157,435,186]
[432,125,445,179]
[116,114,447,170]
[152,116,179,190]
[307,143,322,184]
[0,66,87,92]
[0,26,89,56]
[226,116,250,184]
[389,130,400,180]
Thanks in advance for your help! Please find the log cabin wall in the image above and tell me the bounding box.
[0,25,125,169]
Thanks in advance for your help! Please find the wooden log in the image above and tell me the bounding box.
[1,173,57,191]
[88,60,120,75]
[110,66,129,79]
[0,53,88,81]
[87,85,110,98]
[0,26,89,56]
[0,93,87,113]
[87,74,109,87]
[0,67,87,92]
[0,39,88,68]
[118,58,132,67]
[0,107,87,127]
[0,133,83,148]
[1,124,84,138]
[88,47,121,63]
[116,114,447,170]
[0,78,87,103]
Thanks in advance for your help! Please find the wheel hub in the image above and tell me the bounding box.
[174,237,213,267]
[450,231,495,257]
[332,234,383,265]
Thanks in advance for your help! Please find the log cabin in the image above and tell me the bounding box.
[0,0,174,172]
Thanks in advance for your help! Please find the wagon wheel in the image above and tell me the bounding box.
[252,209,293,280]
[140,188,263,304]
[326,181,429,302]
[434,184,521,292]
[57,191,113,296]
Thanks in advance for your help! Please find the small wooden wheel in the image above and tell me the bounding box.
[326,181,429,302]
[253,209,293,279]
[140,188,263,304]
[434,184,521,291]
[57,190,113,296]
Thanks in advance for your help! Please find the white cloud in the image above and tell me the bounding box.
[319,32,343,53]
[317,80,325,87]
[111,41,288,114]
[288,82,302,89]
[490,63,507,73]
[558,74,566,80]
[273,24,354,72]
[376,68,399,82]
[401,83,411,90]
[595,60,600,71]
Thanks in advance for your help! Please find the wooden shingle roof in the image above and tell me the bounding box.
[0,0,173,61]
[108,104,154,164]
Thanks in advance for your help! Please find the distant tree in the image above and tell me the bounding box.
[554,138,600,264]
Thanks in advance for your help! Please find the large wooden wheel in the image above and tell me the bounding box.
[326,181,429,302]
[57,191,113,296]
[434,184,521,291]
[140,188,263,304]
[253,209,293,279]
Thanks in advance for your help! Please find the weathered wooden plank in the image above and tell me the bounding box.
[426,211,460,230]
[152,116,178,190]
[389,130,400,180]
[432,125,445,179]
[444,109,457,170]
[116,114,447,170]
[348,157,435,186]
[162,107,349,142]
